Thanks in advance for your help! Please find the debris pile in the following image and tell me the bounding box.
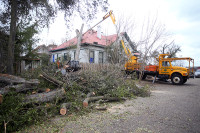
[0,64,150,132]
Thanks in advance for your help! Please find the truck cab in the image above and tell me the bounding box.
[158,54,194,85]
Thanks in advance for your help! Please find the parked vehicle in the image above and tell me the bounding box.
[125,54,194,85]
[195,69,200,78]
[142,54,194,85]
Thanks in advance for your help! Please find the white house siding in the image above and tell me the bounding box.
[51,51,65,62]
[94,50,99,64]
[50,45,107,64]
[80,49,89,63]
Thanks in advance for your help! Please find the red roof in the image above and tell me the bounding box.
[51,30,119,51]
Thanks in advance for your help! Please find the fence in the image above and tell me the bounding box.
[80,63,123,72]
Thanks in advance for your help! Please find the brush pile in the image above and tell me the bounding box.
[0,63,150,132]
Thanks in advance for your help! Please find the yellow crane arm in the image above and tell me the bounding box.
[120,40,132,58]
[103,10,116,24]
[104,11,133,59]
[84,10,116,35]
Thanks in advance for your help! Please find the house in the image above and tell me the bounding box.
[35,44,57,55]
[50,30,134,64]
[20,44,58,72]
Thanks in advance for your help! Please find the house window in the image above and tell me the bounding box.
[89,50,95,63]
[99,52,103,64]
[64,53,67,60]
[74,51,76,60]
[94,42,98,45]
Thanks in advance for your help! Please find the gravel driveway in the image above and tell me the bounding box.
[58,78,200,133]
[22,78,200,133]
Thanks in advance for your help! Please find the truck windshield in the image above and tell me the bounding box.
[162,61,170,66]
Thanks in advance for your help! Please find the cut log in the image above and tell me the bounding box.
[25,88,66,104]
[40,72,64,86]
[0,73,39,85]
[86,92,95,98]
[0,94,3,104]
[32,91,37,94]
[60,103,72,115]
[0,84,36,95]
[45,88,51,93]
[83,96,125,107]
[37,88,51,93]
[95,105,107,110]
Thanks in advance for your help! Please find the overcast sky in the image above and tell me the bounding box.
[39,0,200,66]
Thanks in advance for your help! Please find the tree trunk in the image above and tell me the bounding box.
[75,24,84,61]
[7,0,17,74]
[0,84,36,95]
[24,88,66,104]
[0,74,39,85]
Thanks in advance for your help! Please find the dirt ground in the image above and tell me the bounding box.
[21,78,200,133]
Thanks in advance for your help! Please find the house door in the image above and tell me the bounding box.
[53,55,55,62]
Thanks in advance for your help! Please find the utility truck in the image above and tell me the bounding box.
[141,54,194,85]
[104,11,194,85]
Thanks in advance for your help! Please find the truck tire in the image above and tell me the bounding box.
[142,74,147,80]
[171,74,183,85]
[183,77,187,84]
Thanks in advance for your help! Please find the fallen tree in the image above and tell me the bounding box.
[0,63,150,132]
[24,88,66,104]
[0,73,39,85]
[40,72,64,86]
[0,74,40,104]
[0,84,36,95]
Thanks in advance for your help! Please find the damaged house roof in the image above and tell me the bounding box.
[50,30,119,52]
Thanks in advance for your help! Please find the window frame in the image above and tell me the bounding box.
[99,51,104,64]
[89,50,95,63]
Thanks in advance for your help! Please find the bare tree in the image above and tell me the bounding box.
[75,24,84,61]
[150,40,181,60]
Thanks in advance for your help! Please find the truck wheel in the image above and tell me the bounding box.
[171,74,183,85]
[183,77,187,84]
[131,72,137,79]
[142,74,147,80]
